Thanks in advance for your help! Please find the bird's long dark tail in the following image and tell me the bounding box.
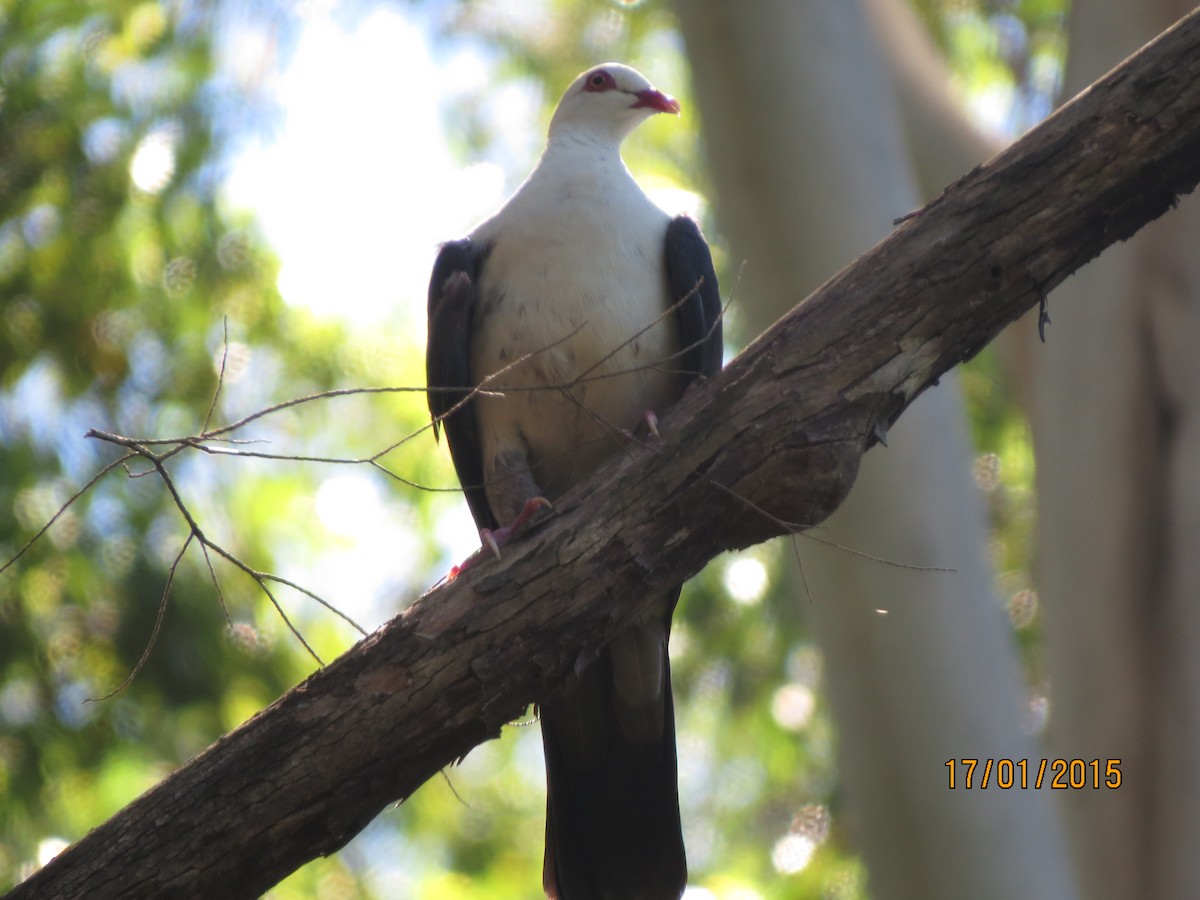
[540,606,685,900]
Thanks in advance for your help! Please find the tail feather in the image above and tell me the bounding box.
[540,612,685,900]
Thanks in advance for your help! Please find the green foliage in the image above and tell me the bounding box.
[911,0,1069,134]
[0,0,360,888]
[961,347,1044,690]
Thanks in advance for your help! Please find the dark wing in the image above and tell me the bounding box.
[664,214,724,386]
[427,239,497,532]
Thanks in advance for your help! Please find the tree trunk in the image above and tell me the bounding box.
[1030,1,1200,898]
[673,2,1073,897]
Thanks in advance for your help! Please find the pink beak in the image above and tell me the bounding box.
[632,88,682,115]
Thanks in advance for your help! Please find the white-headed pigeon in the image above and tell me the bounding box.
[427,62,722,900]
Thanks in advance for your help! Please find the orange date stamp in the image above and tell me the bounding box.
[945,758,1122,789]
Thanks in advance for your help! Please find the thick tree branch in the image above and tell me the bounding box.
[13,8,1200,899]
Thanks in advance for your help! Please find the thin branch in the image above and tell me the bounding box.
[0,452,137,575]
[89,532,194,703]
[203,317,230,434]
[88,434,366,662]
[200,541,233,627]
[135,446,365,644]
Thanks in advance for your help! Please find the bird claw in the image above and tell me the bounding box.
[642,410,660,439]
[476,497,553,562]
[480,529,502,561]
[622,410,661,442]
[511,495,553,531]
[445,496,553,581]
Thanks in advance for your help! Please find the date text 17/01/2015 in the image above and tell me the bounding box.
[945,758,1122,790]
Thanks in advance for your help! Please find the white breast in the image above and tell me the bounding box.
[469,149,679,503]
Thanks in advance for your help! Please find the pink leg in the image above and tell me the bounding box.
[481,496,554,558]
[448,496,552,580]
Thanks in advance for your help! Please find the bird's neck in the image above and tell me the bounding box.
[544,126,628,161]
[532,132,634,192]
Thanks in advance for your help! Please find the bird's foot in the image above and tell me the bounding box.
[641,409,661,439]
[621,409,662,444]
[481,496,554,559]
[448,497,552,580]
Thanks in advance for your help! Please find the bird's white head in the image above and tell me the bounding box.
[547,63,681,147]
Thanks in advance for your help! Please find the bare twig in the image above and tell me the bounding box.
[0,452,136,576]
[203,317,230,433]
[89,532,194,703]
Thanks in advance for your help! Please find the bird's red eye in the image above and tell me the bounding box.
[583,70,615,92]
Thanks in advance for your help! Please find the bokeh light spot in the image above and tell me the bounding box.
[771,683,815,732]
[771,833,815,875]
[723,556,767,606]
[130,127,177,193]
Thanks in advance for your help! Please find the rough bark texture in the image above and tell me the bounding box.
[11,8,1200,899]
